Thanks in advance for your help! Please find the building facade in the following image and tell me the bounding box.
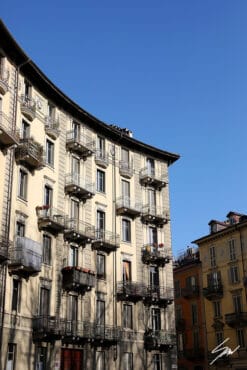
[193,211,247,370]
[0,21,179,370]
[174,248,205,370]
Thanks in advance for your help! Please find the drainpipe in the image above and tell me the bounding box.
[0,58,30,369]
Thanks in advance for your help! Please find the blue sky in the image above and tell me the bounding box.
[2,1,247,256]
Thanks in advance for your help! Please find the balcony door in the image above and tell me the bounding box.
[72,121,80,140]
[72,157,80,183]
[44,185,53,211]
[71,200,79,228]
[122,180,130,207]
[121,148,129,165]
[61,349,83,370]
[147,158,155,176]
[96,300,105,336]
[67,295,78,333]
[123,260,132,283]
[148,227,158,250]
[150,266,159,288]
[147,189,156,212]
[39,287,50,317]
[97,210,105,239]
[97,136,105,157]
[152,308,161,331]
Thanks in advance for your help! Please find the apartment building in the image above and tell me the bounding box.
[0,21,179,370]
[193,211,247,370]
[174,248,205,370]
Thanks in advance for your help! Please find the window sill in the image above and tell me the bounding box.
[17,196,28,204]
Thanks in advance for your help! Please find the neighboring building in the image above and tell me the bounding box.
[0,21,179,370]
[193,211,247,369]
[174,248,206,370]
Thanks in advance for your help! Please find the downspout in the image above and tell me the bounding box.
[0,58,30,368]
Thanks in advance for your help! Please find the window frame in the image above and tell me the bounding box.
[122,218,131,242]
[6,343,16,370]
[46,139,54,166]
[123,304,133,329]
[11,279,21,313]
[42,234,52,265]
[97,253,105,280]
[97,169,105,193]
[18,168,28,200]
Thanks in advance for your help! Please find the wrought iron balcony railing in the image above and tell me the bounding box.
[116,196,141,218]
[8,236,42,277]
[92,229,120,253]
[95,149,109,168]
[117,282,145,303]
[36,206,66,235]
[64,219,95,245]
[15,138,44,171]
[0,112,19,150]
[119,160,134,179]
[33,315,62,342]
[62,266,96,293]
[181,285,200,299]
[45,116,60,140]
[144,330,176,351]
[203,284,223,301]
[20,95,36,121]
[65,173,95,201]
[225,312,247,327]
[66,130,95,158]
[0,67,9,95]
[139,167,167,189]
[141,205,169,227]
[142,245,171,266]
[143,285,174,307]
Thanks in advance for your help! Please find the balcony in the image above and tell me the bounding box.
[33,316,61,342]
[65,174,95,201]
[62,266,95,293]
[20,95,36,121]
[64,219,95,245]
[144,330,176,352]
[116,196,141,219]
[142,245,171,267]
[92,230,120,254]
[45,116,60,140]
[8,236,42,278]
[95,149,109,168]
[66,130,95,159]
[225,312,247,327]
[181,285,200,299]
[0,235,9,262]
[92,324,119,347]
[0,112,19,151]
[0,68,9,95]
[15,138,44,171]
[203,284,223,301]
[141,205,169,227]
[117,282,144,303]
[184,348,204,360]
[143,286,174,307]
[139,167,167,190]
[36,206,66,235]
[176,318,186,331]
[119,160,134,179]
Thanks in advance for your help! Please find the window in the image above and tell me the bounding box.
[233,295,242,313]
[96,300,105,326]
[147,188,156,208]
[67,295,78,321]
[97,254,105,279]
[207,271,221,287]
[47,102,55,120]
[36,346,47,370]
[97,210,105,238]
[193,330,199,349]
[191,303,198,325]
[153,354,162,370]
[122,218,131,242]
[122,180,130,198]
[39,288,50,316]
[209,246,216,267]
[72,156,80,180]
[16,221,25,237]
[150,266,159,288]
[24,79,31,99]
[18,169,28,200]
[123,352,133,370]
[229,239,236,260]
[177,333,184,352]
[123,304,133,329]
[42,235,51,265]
[229,266,239,284]
[21,119,30,139]
[71,199,79,220]
[152,308,161,331]
[12,279,20,312]
[97,136,105,157]
[148,227,158,247]
[175,306,182,321]
[72,121,80,140]
[121,148,130,164]
[213,301,221,318]
[123,260,131,282]
[186,275,197,288]
[46,139,54,166]
[236,328,245,348]
[147,158,155,176]
[69,245,78,266]
[97,170,105,192]
[6,343,16,370]
[95,351,105,370]
[174,280,180,298]
[216,331,224,346]
[44,185,52,207]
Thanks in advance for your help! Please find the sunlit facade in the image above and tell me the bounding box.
[0,21,179,370]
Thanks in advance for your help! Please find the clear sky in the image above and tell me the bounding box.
[2,0,247,256]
